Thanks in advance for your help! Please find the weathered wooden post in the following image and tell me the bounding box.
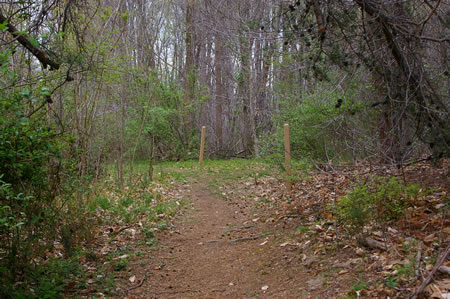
[284,123,291,190]
[199,126,206,166]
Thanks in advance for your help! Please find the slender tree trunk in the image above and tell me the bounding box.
[238,2,253,156]
[118,96,125,187]
[215,31,224,151]
[183,0,196,145]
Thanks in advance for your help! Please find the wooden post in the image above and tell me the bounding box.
[199,126,206,166]
[284,123,291,190]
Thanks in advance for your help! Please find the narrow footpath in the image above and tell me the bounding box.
[128,180,317,298]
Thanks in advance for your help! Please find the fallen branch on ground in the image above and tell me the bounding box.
[409,244,449,299]
[359,237,389,251]
[231,232,272,243]
[205,239,221,243]
[154,289,200,295]
[222,225,253,234]
[127,271,149,293]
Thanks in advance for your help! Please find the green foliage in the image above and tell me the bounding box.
[261,71,376,167]
[1,258,82,299]
[88,195,111,212]
[0,45,89,298]
[352,279,368,292]
[113,259,128,272]
[0,51,59,285]
[277,96,338,161]
[296,226,311,234]
[336,177,419,235]
[381,238,420,292]
[0,20,8,32]
[262,81,359,163]
[125,79,204,161]
[0,97,58,190]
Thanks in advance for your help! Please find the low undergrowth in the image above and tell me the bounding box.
[3,158,447,298]
[1,160,189,298]
[336,176,421,236]
[218,159,448,298]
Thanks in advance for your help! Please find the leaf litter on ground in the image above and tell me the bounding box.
[52,171,192,297]
[219,158,449,298]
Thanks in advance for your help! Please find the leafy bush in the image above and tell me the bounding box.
[1,254,83,298]
[0,82,60,282]
[336,177,419,235]
[261,72,375,166]
[0,48,85,297]
[126,80,203,161]
[260,97,338,162]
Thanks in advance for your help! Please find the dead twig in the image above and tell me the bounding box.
[154,289,200,295]
[222,225,253,234]
[415,242,423,278]
[205,239,221,243]
[409,244,450,299]
[109,225,133,236]
[359,237,389,251]
[231,232,272,243]
[107,225,134,243]
[127,271,149,293]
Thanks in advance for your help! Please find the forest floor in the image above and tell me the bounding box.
[129,173,324,298]
[69,159,449,298]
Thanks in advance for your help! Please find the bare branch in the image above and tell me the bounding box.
[0,9,60,70]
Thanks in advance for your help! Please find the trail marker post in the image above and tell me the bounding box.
[284,123,291,190]
[199,126,206,166]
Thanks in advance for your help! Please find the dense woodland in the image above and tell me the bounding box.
[0,0,449,297]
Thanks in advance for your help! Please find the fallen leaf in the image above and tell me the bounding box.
[424,233,436,243]
[129,275,136,283]
[355,247,364,256]
[100,246,109,255]
[388,227,398,234]
[424,283,443,298]
[373,231,383,237]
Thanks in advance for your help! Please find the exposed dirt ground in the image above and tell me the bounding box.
[117,160,448,299]
[127,176,356,299]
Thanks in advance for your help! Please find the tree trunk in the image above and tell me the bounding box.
[238,2,253,156]
[215,30,224,151]
[183,0,196,145]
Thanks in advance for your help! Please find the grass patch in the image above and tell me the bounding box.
[296,226,311,234]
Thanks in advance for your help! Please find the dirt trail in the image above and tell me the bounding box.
[123,161,450,299]
[129,180,319,298]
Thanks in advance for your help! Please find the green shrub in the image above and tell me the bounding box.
[259,98,337,162]
[1,258,82,299]
[336,177,419,235]
[0,49,88,297]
